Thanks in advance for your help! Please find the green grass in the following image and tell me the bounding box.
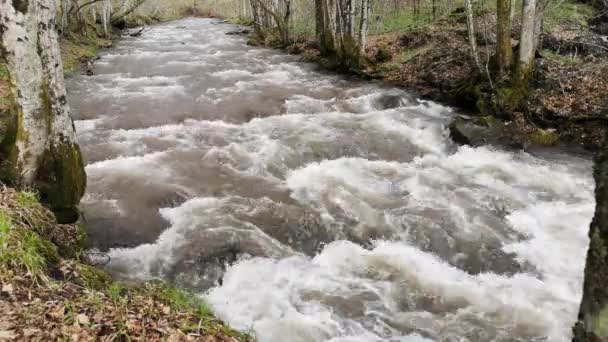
[540,49,584,65]
[371,8,434,34]
[375,44,433,74]
[16,191,39,207]
[0,208,59,277]
[544,0,595,30]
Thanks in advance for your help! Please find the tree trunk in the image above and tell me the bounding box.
[359,0,370,55]
[0,0,86,223]
[464,0,483,73]
[573,137,608,342]
[516,0,536,82]
[315,0,324,38]
[496,0,513,77]
[250,0,264,39]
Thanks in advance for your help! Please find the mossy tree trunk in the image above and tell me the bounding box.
[573,138,608,341]
[0,0,86,224]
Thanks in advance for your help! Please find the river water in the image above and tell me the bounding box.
[67,18,595,342]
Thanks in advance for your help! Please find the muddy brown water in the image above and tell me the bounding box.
[68,18,594,342]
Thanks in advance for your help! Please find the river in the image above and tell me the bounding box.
[67,18,595,342]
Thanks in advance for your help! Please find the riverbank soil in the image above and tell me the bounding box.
[286,1,608,150]
[0,187,251,341]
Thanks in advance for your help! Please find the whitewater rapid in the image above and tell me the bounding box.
[67,18,595,341]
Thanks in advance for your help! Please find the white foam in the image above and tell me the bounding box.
[207,240,580,341]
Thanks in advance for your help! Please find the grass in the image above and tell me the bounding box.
[0,187,252,341]
[375,44,434,74]
[544,0,596,30]
[540,49,584,65]
[0,208,59,278]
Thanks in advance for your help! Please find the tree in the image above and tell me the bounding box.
[496,0,513,76]
[515,0,537,83]
[464,0,482,73]
[249,0,292,46]
[0,0,86,223]
[315,0,371,68]
[573,138,608,341]
[359,0,371,55]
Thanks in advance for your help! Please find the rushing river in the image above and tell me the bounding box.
[67,18,595,342]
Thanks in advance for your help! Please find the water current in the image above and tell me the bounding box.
[67,18,595,342]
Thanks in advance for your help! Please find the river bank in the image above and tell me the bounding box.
[0,186,252,341]
[244,4,607,150]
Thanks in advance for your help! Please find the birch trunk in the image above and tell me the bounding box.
[573,138,608,342]
[0,0,86,223]
[516,0,536,81]
[464,0,482,73]
[359,0,370,55]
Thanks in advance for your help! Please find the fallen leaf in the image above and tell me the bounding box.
[76,313,89,325]
[0,330,16,339]
[1,284,13,294]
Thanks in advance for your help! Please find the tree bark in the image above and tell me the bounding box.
[516,0,536,82]
[573,137,608,342]
[464,0,483,73]
[359,0,370,55]
[496,0,513,76]
[0,0,86,223]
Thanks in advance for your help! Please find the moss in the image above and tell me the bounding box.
[474,115,502,128]
[34,141,86,224]
[528,129,559,145]
[491,81,530,117]
[73,263,111,289]
[592,305,608,337]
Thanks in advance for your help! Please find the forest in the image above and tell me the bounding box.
[0,0,607,340]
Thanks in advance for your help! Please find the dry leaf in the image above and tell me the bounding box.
[0,330,16,340]
[1,284,13,294]
[76,313,90,325]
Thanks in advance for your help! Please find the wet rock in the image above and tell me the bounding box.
[374,94,408,109]
[226,28,251,36]
[448,115,525,150]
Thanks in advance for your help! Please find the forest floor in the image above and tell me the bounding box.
[281,3,608,150]
[0,186,252,341]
